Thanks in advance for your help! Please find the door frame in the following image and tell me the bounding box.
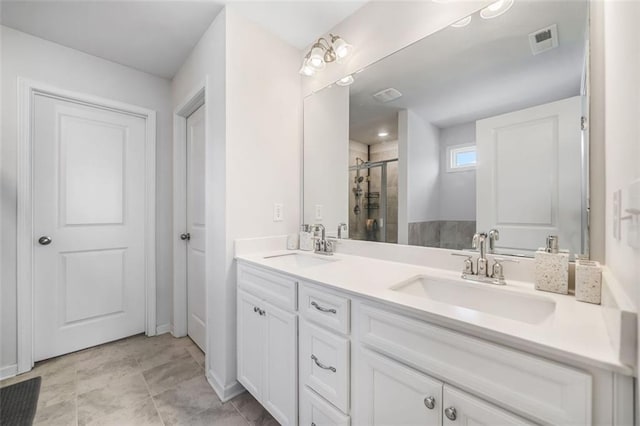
[172,79,207,339]
[16,78,157,373]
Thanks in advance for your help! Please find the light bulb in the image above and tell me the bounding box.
[309,45,325,69]
[378,131,389,137]
[299,60,316,77]
[332,36,352,59]
[480,0,514,19]
[451,16,472,28]
[336,75,354,86]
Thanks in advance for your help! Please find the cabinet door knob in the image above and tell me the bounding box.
[423,396,436,410]
[444,407,457,421]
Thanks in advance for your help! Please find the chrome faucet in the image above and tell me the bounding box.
[451,231,518,285]
[472,232,489,277]
[312,224,333,256]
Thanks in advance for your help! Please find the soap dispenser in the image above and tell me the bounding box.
[534,235,569,294]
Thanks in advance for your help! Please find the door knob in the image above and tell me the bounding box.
[423,396,436,410]
[180,233,191,241]
[38,236,52,245]
[444,407,457,421]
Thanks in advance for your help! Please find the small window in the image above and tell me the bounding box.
[447,143,476,172]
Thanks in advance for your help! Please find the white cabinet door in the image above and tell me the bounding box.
[33,94,147,361]
[476,96,583,255]
[442,386,534,426]
[355,348,443,426]
[263,300,298,426]
[237,290,264,398]
[186,104,207,352]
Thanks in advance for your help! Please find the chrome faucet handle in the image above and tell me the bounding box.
[490,257,519,284]
[451,253,474,276]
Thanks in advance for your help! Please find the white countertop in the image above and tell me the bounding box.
[237,249,634,376]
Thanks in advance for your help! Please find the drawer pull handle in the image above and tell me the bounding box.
[444,407,457,421]
[311,301,336,314]
[423,396,435,410]
[311,354,336,372]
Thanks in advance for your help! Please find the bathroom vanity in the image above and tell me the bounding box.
[236,247,634,426]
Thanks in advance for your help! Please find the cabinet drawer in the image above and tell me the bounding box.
[238,264,297,311]
[300,319,350,413]
[299,283,350,335]
[300,386,350,426]
[357,304,592,425]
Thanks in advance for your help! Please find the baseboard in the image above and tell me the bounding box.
[0,364,18,381]
[156,323,171,335]
[206,369,245,402]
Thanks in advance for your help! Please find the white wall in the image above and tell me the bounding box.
[303,85,349,232]
[398,109,441,244]
[601,0,640,308]
[171,8,229,396]
[0,25,173,372]
[302,1,493,96]
[171,6,302,400]
[439,122,476,221]
[598,2,640,414]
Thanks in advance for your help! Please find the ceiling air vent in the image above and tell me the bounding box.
[372,87,403,103]
[529,24,559,55]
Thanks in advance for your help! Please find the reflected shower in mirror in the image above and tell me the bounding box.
[303,0,589,257]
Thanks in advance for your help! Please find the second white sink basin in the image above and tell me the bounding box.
[262,253,338,269]
[392,275,556,325]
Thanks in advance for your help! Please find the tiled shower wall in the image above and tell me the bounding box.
[408,220,476,250]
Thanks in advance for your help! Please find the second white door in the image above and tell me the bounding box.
[186,104,206,351]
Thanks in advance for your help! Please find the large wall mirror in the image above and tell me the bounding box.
[303,0,589,257]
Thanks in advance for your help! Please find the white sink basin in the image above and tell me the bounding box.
[392,275,556,325]
[262,253,338,269]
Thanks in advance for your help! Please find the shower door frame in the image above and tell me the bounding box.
[349,158,397,243]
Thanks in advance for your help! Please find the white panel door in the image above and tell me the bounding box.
[476,96,583,254]
[442,386,533,425]
[186,105,206,351]
[33,94,146,361]
[355,348,443,426]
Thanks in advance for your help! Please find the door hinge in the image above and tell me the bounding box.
[581,116,587,131]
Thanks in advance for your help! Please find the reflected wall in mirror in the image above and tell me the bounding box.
[303,0,589,257]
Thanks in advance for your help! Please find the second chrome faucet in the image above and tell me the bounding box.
[452,229,517,285]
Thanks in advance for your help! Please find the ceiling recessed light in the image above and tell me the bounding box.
[336,75,355,86]
[480,0,514,19]
[451,16,472,28]
[378,131,389,137]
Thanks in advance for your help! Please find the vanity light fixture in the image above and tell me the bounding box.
[336,75,355,86]
[451,16,472,28]
[480,0,514,19]
[378,131,389,137]
[299,34,353,76]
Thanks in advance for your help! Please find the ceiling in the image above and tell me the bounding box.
[347,0,588,145]
[0,0,366,79]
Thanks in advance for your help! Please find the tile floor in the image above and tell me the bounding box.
[0,333,278,426]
